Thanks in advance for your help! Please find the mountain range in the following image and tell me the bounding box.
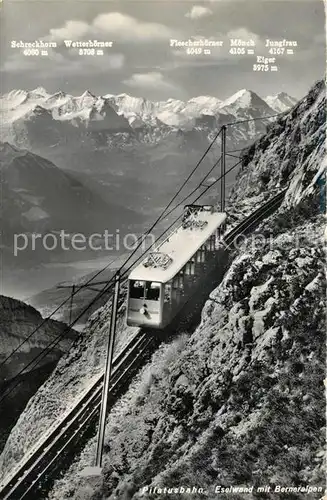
[0,86,298,213]
[1,87,297,136]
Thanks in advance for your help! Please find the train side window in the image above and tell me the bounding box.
[200,244,206,262]
[130,280,145,299]
[164,282,171,303]
[196,248,206,264]
[214,230,219,249]
[145,281,161,301]
[178,268,184,288]
[172,276,179,289]
[185,259,194,275]
[210,234,215,251]
[204,239,211,251]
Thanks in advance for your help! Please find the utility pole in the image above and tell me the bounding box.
[80,271,120,478]
[69,284,75,324]
[57,278,114,326]
[57,283,76,325]
[96,271,120,469]
[221,125,226,212]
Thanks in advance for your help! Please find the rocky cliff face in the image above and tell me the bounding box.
[0,295,78,453]
[0,295,77,382]
[0,79,325,498]
[228,79,325,211]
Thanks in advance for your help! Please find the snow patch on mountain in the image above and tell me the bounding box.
[264,92,298,113]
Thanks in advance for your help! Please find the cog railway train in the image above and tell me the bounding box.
[126,205,227,329]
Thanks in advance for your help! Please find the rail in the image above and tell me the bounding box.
[0,188,286,500]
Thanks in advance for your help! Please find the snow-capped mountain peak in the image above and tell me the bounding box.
[32,87,49,97]
[221,89,271,112]
[79,90,96,99]
[183,96,222,116]
[221,88,252,107]
[264,92,298,112]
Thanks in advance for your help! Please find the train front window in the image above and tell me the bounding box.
[130,280,145,299]
[145,281,161,301]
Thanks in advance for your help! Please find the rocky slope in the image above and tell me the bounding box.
[0,295,78,453]
[0,295,77,382]
[228,80,325,210]
[0,80,324,498]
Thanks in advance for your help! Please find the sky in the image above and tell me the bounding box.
[0,0,325,101]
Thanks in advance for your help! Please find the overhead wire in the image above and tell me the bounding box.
[225,111,286,127]
[1,110,282,401]
[0,128,224,372]
[226,153,241,160]
[0,132,226,402]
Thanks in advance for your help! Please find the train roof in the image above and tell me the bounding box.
[129,208,226,283]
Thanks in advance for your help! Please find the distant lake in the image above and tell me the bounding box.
[1,252,128,301]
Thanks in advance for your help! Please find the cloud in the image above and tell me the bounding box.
[185,6,213,19]
[313,33,326,45]
[123,72,178,91]
[2,49,125,76]
[49,20,90,41]
[93,12,175,41]
[50,53,125,76]
[226,27,261,45]
[105,53,125,69]
[2,49,66,73]
[47,13,175,44]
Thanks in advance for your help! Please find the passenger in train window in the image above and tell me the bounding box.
[145,281,160,301]
[130,280,145,299]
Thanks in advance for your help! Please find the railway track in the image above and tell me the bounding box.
[0,189,286,500]
[0,331,155,499]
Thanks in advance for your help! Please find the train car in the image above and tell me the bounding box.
[126,205,227,329]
